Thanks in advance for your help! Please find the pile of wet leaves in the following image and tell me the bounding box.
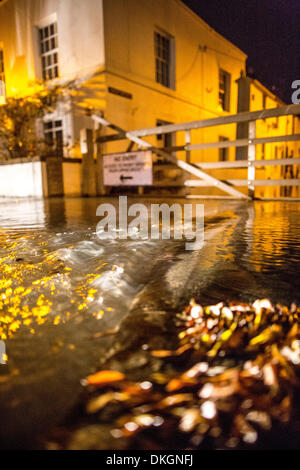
[45,299,300,450]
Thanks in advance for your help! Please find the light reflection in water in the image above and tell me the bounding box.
[0,198,299,339]
[0,197,299,447]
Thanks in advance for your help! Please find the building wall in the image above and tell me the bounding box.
[234,76,299,198]
[0,0,106,176]
[0,0,105,96]
[0,0,246,156]
[0,160,44,197]
[62,160,82,196]
[250,80,299,198]
[0,0,297,198]
[102,0,247,164]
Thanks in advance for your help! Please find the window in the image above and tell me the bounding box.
[0,49,5,103]
[157,119,174,148]
[44,120,63,156]
[154,31,174,89]
[219,69,231,111]
[219,136,229,161]
[262,93,267,109]
[39,22,59,80]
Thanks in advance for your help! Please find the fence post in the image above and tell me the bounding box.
[80,128,97,197]
[185,130,191,164]
[248,120,256,199]
[184,130,191,196]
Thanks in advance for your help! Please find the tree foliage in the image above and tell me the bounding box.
[0,84,66,160]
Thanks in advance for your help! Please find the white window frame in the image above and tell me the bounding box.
[35,13,59,81]
[39,22,59,80]
[154,29,175,90]
[43,118,64,156]
[219,69,231,112]
[39,103,73,158]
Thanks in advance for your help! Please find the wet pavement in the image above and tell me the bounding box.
[0,197,299,448]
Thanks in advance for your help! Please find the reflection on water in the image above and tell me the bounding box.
[0,197,299,448]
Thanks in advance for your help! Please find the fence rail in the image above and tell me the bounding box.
[195,157,300,170]
[93,103,300,200]
[97,104,300,142]
[186,179,300,188]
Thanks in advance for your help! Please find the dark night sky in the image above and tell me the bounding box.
[182,0,300,103]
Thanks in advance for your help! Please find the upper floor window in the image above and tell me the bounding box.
[154,31,175,89]
[0,49,6,103]
[39,22,59,80]
[262,93,267,109]
[219,69,231,111]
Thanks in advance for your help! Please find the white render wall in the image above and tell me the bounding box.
[0,161,44,197]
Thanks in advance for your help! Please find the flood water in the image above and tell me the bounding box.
[0,197,299,448]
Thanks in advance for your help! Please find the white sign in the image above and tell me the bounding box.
[103,151,153,186]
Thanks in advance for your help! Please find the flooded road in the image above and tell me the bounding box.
[0,197,299,448]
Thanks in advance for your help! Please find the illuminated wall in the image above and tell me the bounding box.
[250,80,298,198]
[0,0,246,151]
[0,160,44,197]
[1,0,296,197]
[0,0,106,161]
[102,0,246,160]
[0,0,105,95]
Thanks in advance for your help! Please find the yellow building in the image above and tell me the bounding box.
[0,0,298,197]
[235,75,300,198]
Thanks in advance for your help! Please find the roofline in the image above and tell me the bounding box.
[0,0,247,61]
[251,78,286,105]
[175,0,247,59]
